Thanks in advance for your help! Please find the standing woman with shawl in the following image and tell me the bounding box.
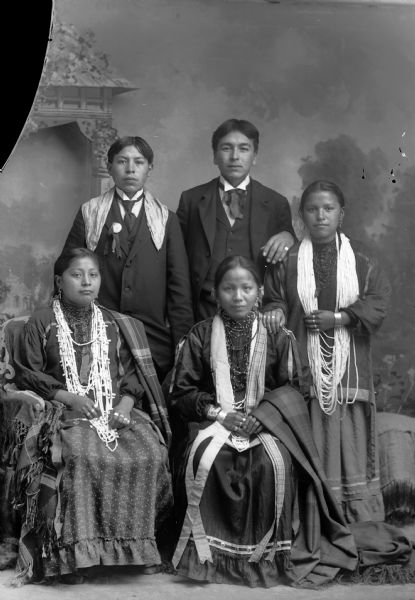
[263,180,391,523]
[13,248,172,584]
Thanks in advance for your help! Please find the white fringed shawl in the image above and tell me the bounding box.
[82,187,169,252]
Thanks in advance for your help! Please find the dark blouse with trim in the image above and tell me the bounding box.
[169,317,297,423]
[15,305,144,408]
[263,238,392,396]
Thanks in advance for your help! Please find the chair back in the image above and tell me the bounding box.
[0,316,30,392]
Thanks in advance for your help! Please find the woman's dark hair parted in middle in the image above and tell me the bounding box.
[214,255,261,290]
[54,247,101,278]
[53,248,101,297]
[299,180,346,211]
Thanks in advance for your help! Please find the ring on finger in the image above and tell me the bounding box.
[284,246,289,251]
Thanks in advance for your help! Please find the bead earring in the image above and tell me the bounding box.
[256,285,264,309]
[338,209,345,231]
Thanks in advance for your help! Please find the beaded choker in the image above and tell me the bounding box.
[60,300,94,345]
[312,239,337,297]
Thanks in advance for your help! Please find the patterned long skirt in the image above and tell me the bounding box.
[45,408,172,576]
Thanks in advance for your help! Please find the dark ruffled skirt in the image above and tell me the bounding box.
[309,398,384,523]
[174,438,295,588]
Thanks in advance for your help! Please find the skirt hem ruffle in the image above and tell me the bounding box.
[176,539,290,588]
[43,537,161,577]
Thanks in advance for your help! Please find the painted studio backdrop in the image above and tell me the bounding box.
[0,0,414,414]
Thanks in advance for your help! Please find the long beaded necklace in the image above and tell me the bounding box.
[297,232,359,414]
[221,309,256,408]
[53,298,119,451]
[220,310,257,452]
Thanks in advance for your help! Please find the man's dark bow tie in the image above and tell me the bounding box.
[219,183,246,220]
[118,193,144,232]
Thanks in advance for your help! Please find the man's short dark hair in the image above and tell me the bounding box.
[211,119,259,153]
[107,136,154,165]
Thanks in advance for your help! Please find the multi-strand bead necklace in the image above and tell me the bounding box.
[221,309,257,411]
[53,298,118,451]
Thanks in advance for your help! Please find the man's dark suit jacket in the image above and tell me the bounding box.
[176,177,295,308]
[62,198,194,378]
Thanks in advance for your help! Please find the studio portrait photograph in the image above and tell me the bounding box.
[0,1,415,599]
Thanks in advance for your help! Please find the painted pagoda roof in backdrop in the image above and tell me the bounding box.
[40,21,137,95]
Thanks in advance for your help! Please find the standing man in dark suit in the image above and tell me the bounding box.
[177,119,296,320]
[61,136,194,380]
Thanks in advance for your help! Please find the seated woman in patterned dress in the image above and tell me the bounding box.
[169,255,358,588]
[12,247,172,584]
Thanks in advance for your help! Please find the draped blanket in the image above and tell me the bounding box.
[110,310,171,445]
[252,386,358,587]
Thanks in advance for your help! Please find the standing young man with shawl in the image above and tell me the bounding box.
[263,180,391,523]
[61,136,194,380]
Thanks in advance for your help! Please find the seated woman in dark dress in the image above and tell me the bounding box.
[12,248,172,584]
[169,255,358,588]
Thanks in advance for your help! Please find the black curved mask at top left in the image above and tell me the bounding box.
[0,1,53,172]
